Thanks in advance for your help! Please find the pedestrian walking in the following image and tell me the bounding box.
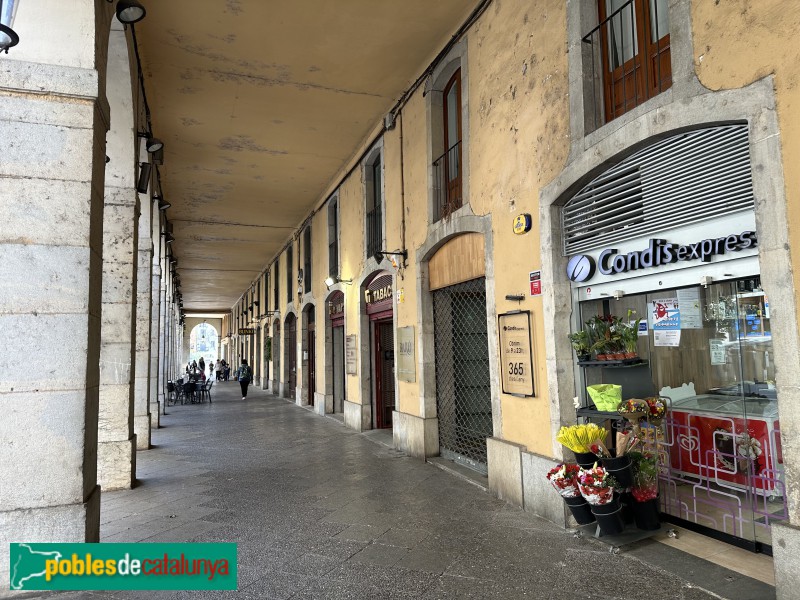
[215,361,222,381]
[199,356,205,374]
[237,359,252,400]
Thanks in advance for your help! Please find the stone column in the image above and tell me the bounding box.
[133,193,153,449]
[149,205,162,427]
[157,252,168,414]
[98,186,139,489]
[0,60,105,588]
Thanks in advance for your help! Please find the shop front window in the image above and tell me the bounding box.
[578,275,785,550]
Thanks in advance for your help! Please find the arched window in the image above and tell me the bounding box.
[189,323,219,365]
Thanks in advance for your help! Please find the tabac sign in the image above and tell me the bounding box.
[364,284,392,304]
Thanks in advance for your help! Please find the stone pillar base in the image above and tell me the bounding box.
[296,387,307,406]
[771,522,799,599]
[392,411,439,458]
[522,451,568,526]
[487,437,525,507]
[150,401,160,429]
[314,392,326,415]
[0,485,100,591]
[97,436,136,491]
[344,400,371,432]
[134,414,151,449]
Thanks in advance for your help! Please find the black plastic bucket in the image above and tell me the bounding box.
[601,455,634,488]
[564,495,595,525]
[573,451,599,469]
[591,497,624,536]
[632,498,661,531]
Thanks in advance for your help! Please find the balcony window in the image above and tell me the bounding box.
[366,155,383,259]
[328,197,339,278]
[584,0,671,126]
[433,69,462,221]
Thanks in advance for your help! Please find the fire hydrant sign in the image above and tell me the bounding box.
[498,311,535,397]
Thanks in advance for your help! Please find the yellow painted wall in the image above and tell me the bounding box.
[467,0,569,455]
[690,0,800,328]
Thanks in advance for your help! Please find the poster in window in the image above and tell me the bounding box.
[650,297,681,347]
[498,311,535,397]
[397,326,415,382]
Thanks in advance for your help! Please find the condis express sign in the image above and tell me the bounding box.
[9,543,237,591]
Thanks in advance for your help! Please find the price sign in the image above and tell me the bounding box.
[498,311,535,397]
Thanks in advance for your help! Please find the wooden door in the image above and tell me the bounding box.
[308,321,315,407]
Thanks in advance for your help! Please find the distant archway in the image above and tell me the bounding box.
[189,322,219,367]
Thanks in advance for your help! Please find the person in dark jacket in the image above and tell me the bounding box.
[237,359,252,399]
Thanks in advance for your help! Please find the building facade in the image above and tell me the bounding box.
[4,0,800,596]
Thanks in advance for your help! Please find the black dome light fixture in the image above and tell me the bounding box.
[146,137,163,153]
[0,0,21,54]
[116,0,146,25]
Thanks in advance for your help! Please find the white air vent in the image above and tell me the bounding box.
[562,124,754,255]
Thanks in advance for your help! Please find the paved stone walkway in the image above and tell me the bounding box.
[45,382,774,599]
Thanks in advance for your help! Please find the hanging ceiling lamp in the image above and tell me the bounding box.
[116,0,146,25]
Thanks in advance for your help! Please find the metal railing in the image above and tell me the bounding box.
[432,141,462,221]
[582,0,670,130]
[366,205,382,259]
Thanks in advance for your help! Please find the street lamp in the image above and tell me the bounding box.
[0,0,20,53]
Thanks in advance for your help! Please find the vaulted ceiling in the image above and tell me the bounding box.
[136,0,481,311]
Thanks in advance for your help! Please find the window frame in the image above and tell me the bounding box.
[286,244,294,304]
[328,194,339,278]
[303,225,312,294]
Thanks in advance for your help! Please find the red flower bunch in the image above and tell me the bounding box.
[644,397,666,420]
[631,485,658,502]
[546,463,581,498]
[578,464,616,505]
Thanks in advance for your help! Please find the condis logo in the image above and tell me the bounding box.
[565,231,757,283]
[9,543,237,591]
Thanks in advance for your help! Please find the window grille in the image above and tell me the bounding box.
[433,277,492,472]
[562,124,755,255]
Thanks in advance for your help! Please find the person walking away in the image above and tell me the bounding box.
[209,361,215,377]
[199,356,205,374]
[215,361,222,381]
[237,359,252,400]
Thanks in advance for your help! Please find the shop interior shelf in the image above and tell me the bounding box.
[577,359,649,368]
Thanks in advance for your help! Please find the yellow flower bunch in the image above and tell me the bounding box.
[556,424,608,453]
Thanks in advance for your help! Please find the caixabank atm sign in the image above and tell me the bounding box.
[566,231,758,284]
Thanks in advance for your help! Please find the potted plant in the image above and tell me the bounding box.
[556,423,608,468]
[629,451,660,530]
[546,463,595,525]
[585,315,611,360]
[578,464,624,535]
[617,309,643,359]
[567,329,591,362]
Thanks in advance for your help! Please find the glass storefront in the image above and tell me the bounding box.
[578,275,786,550]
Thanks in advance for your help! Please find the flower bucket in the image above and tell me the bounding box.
[632,497,661,531]
[564,495,595,525]
[600,455,634,488]
[573,451,599,469]
[591,496,624,536]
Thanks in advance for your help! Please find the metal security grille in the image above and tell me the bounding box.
[378,322,395,428]
[433,277,492,472]
[562,124,754,255]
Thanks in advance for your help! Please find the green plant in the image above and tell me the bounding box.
[567,329,590,355]
[586,314,623,354]
[629,451,658,501]
[619,309,643,354]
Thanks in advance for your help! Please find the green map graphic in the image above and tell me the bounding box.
[10,544,62,590]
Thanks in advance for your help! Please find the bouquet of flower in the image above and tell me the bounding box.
[545,463,582,498]
[644,397,667,424]
[556,424,608,454]
[618,398,648,426]
[630,451,658,502]
[577,464,617,505]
